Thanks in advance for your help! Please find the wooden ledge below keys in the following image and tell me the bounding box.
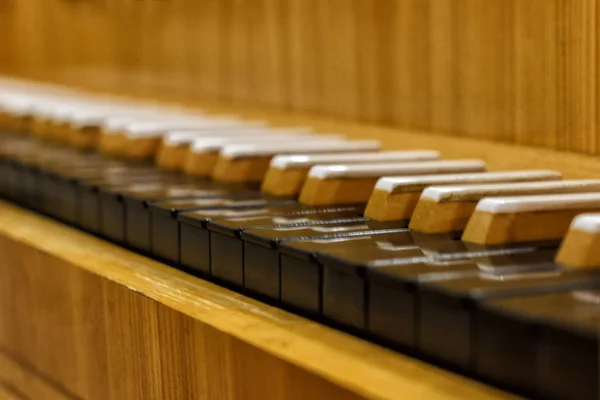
[0,201,513,400]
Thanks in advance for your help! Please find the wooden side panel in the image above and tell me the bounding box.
[0,226,363,400]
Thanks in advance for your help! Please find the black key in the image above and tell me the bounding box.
[36,159,129,223]
[123,183,245,254]
[320,232,468,331]
[79,179,102,233]
[366,247,557,350]
[76,168,178,236]
[182,203,332,279]
[99,175,221,245]
[21,164,42,212]
[417,262,600,369]
[149,196,292,266]
[12,160,29,205]
[240,219,398,303]
[205,205,365,295]
[44,164,102,223]
[278,227,416,324]
[476,289,600,400]
[0,157,10,198]
[4,147,41,211]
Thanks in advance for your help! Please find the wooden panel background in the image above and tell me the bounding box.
[0,0,598,155]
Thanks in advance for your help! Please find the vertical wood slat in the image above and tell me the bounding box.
[156,0,190,96]
[0,0,599,155]
[355,0,394,123]
[287,0,322,113]
[0,0,17,75]
[247,0,289,108]
[316,0,359,119]
[391,0,431,130]
[227,0,252,103]
[193,0,225,100]
[513,0,560,150]
[456,0,515,142]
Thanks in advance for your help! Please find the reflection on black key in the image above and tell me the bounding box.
[476,289,600,400]
[367,247,557,350]
[149,196,293,266]
[417,262,600,369]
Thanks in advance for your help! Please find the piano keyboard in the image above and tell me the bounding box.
[1,81,599,400]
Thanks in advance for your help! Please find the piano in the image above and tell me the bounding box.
[1,2,599,399]
[1,80,600,400]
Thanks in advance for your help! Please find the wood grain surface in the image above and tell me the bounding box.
[0,199,519,400]
[0,0,599,155]
[0,350,75,400]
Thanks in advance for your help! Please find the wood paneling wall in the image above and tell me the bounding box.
[0,0,598,154]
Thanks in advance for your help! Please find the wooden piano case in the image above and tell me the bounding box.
[1,0,599,399]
